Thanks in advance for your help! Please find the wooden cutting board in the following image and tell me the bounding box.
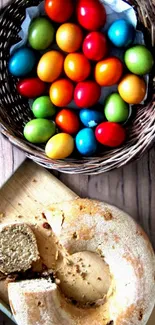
[0,160,154,324]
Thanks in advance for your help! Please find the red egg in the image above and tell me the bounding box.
[83,32,108,61]
[76,0,106,31]
[17,78,46,98]
[95,122,126,147]
[45,0,74,23]
[74,81,101,108]
[55,109,80,134]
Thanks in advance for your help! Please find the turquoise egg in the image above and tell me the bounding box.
[9,47,37,77]
[107,19,135,48]
[75,128,97,156]
[79,109,104,127]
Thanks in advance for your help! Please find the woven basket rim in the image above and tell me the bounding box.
[0,0,155,174]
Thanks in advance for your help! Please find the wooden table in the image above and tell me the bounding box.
[0,1,155,324]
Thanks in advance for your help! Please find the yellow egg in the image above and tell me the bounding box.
[45,133,74,159]
[37,51,64,83]
[118,74,146,104]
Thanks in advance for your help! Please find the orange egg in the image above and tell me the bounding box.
[118,74,146,104]
[95,57,123,86]
[64,53,91,82]
[49,79,74,107]
[37,51,64,83]
[56,23,83,53]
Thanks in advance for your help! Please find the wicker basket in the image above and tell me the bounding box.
[0,0,154,175]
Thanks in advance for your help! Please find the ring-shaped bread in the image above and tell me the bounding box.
[8,199,155,325]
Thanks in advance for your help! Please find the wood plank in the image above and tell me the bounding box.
[0,133,25,188]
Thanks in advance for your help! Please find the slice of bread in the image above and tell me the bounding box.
[8,278,62,325]
[0,223,40,275]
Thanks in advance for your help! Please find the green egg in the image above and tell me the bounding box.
[24,119,56,143]
[32,96,56,118]
[28,17,55,50]
[104,93,129,123]
[124,45,154,75]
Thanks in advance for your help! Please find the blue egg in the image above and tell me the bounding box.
[80,109,104,128]
[9,47,37,77]
[107,19,135,48]
[75,128,97,156]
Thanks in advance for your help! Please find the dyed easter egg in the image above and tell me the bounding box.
[76,0,106,31]
[118,74,146,104]
[28,17,55,50]
[107,19,135,48]
[17,78,46,98]
[45,0,74,23]
[79,109,104,127]
[37,51,64,83]
[104,93,129,123]
[95,122,126,147]
[24,119,56,143]
[32,96,56,118]
[95,57,123,86]
[74,81,101,108]
[45,133,74,159]
[8,47,36,77]
[124,45,154,75]
[75,128,97,156]
[64,53,91,82]
[55,109,80,134]
[56,23,83,53]
[83,31,108,61]
[49,79,74,107]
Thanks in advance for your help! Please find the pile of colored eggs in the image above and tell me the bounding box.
[8,0,154,159]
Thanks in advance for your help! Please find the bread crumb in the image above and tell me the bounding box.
[96,248,102,255]
[81,272,87,280]
[18,203,22,206]
[33,179,37,183]
[18,215,23,219]
[76,265,80,273]
[72,232,78,239]
[97,277,102,281]
[104,209,113,221]
[42,213,47,220]
[67,260,73,266]
[42,222,51,229]
[138,310,143,321]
